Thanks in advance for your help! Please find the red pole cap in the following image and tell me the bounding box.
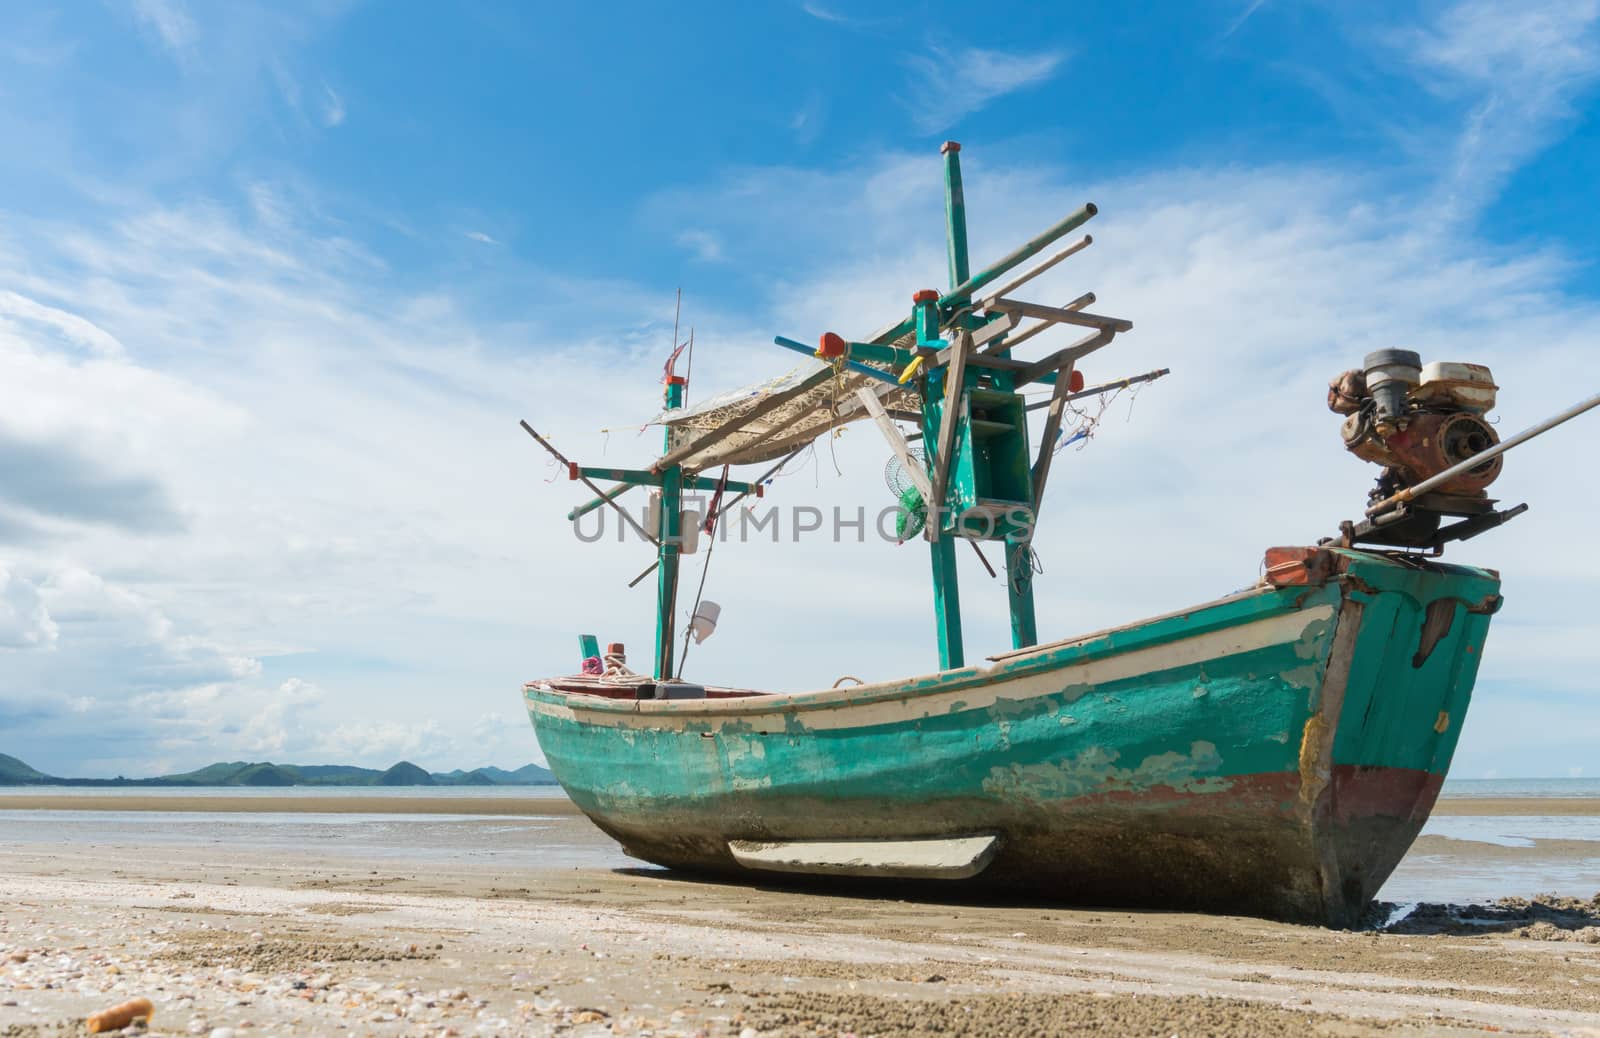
[941,141,961,154]
[1070,369,1085,393]
[817,331,848,359]
[665,374,688,386]
[912,288,940,304]
[567,462,579,480]
[605,642,625,657]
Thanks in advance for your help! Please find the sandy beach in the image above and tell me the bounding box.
[3,797,1599,1037]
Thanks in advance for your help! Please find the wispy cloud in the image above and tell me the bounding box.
[1399,0,1600,220]
[800,2,860,25]
[1221,0,1270,40]
[130,0,198,61]
[319,82,346,128]
[789,92,826,146]
[900,45,1067,133]
[465,230,499,245]
[677,229,725,262]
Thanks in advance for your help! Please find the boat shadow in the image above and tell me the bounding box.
[613,867,1600,937]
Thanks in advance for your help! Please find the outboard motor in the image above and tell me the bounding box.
[1328,352,1524,551]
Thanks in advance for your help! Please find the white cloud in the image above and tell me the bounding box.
[0,565,58,651]
[2,0,1598,782]
[0,290,125,358]
[465,230,499,245]
[900,45,1067,134]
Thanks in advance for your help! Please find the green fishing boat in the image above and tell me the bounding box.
[519,142,1589,926]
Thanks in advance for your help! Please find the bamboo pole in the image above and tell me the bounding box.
[1021,368,1171,412]
[976,235,1092,310]
[520,421,660,546]
[567,481,639,521]
[856,387,933,501]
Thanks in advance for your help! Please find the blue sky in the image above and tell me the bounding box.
[2,0,1599,778]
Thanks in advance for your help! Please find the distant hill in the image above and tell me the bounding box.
[0,753,50,783]
[0,753,557,787]
[378,761,435,786]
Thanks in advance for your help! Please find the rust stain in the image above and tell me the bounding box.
[1297,713,1330,806]
[1434,710,1450,734]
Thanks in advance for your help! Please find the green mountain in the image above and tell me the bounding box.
[0,753,52,784]
[0,753,558,787]
[378,761,435,786]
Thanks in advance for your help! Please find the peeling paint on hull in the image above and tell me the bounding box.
[523,548,1500,927]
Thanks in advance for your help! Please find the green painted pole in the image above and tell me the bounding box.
[942,141,970,291]
[925,141,972,671]
[1005,540,1038,650]
[929,534,964,669]
[655,378,686,680]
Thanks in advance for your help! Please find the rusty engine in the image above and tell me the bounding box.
[1329,350,1524,551]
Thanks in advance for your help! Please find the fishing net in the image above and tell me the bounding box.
[652,330,923,474]
[884,448,928,542]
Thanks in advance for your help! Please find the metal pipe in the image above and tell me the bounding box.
[944,203,1097,304]
[977,235,1092,309]
[866,203,1099,347]
[773,336,901,385]
[942,140,970,291]
[1365,390,1600,516]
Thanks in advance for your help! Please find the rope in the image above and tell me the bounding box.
[599,649,639,685]
[1010,543,1043,596]
[675,512,720,680]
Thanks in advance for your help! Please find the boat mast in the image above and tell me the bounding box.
[655,293,687,680]
[927,142,969,669]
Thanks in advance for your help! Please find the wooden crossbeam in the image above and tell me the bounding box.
[989,298,1133,333]
[988,292,1096,354]
[1016,328,1116,386]
[1030,359,1078,517]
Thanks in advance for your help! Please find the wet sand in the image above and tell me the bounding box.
[2,812,1599,1036]
[4,793,1596,816]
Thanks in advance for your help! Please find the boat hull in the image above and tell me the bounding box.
[524,548,1500,926]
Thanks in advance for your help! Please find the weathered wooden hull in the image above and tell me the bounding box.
[523,548,1500,926]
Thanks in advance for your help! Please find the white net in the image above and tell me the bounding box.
[651,331,923,474]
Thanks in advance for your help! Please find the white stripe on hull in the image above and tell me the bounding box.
[528,604,1336,734]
